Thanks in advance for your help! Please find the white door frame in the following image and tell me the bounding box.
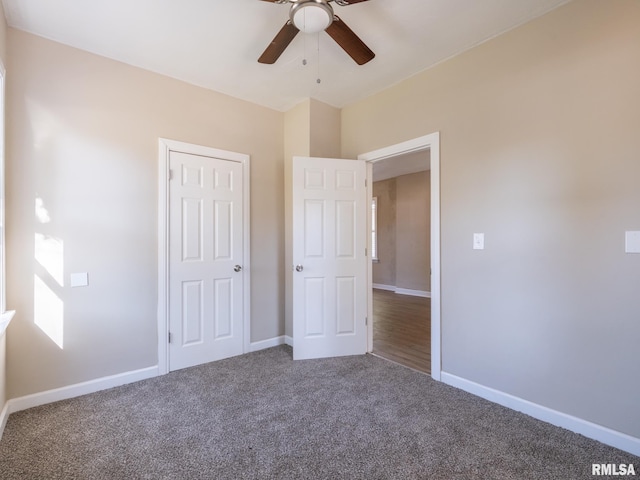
[157,138,251,375]
[358,132,441,381]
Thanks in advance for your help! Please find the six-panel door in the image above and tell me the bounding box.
[168,151,244,371]
[292,157,368,360]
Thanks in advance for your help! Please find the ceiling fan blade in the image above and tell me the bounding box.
[258,21,299,64]
[335,0,371,4]
[325,15,375,65]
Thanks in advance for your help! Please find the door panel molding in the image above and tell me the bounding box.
[157,138,250,375]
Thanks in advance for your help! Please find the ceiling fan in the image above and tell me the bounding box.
[258,0,375,65]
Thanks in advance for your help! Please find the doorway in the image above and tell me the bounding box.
[370,162,431,373]
[359,133,441,380]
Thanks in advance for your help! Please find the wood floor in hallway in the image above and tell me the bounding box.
[372,288,431,374]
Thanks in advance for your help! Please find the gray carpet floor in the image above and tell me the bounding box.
[0,346,637,479]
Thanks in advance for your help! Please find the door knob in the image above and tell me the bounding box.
[234,265,242,272]
[295,265,304,272]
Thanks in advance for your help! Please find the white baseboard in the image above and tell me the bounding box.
[1,336,298,440]
[249,336,287,352]
[6,366,159,417]
[395,288,431,298]
[372,283,395,292]
[373,284,431,298]
[441,372,640,457]
[249,335,294,352]
[1,336,301,440]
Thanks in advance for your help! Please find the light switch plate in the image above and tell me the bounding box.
[70,272,89,287]
[625,231,640,254]
[473,233,485,250]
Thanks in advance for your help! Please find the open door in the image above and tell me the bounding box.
[292,156,368,360]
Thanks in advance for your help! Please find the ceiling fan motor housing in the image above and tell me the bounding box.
[290,0,334,33]
[258,0,374,65]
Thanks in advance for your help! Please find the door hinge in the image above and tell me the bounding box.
[168,332,172,343]
[168,169,173,181]
[365,179,367,187]
[365,247,367,257]
[365,317,368,326]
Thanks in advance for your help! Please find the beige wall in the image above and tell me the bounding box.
[342,0,640,438]
[308,98,341,159]
[5,29,284,398]
[0,1,5,64]
[373,171,430,292]
[395,171,430,292]
[0,1,7,415]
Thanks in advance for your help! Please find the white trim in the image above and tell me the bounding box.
[366,162,374,353]
[430,135,441,381]
[0,400,9,440]
[157,141,170,375]
[371,196,378,261]
[358,135,437,163]
[0,309,15,337]
[249,336,287,352]
[359,132,441,381]
[157,138,251,375]
[372,284,431,297]
[372,283,395,292]
[284,335,293,347]
[442,372,640,457]
[5,366,158,419]
[395,288,431,298]
[1,61,7,316]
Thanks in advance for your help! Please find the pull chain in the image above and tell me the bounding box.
[302,30,308,66]
[302,32,321,86]
[316,32,321,84]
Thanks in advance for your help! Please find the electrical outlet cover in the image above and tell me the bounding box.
[625,231,640,254]
[70,272,89,287]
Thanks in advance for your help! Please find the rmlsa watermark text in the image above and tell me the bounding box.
[592,463,636,476]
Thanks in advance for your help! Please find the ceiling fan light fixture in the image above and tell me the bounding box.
[290,1,334,34]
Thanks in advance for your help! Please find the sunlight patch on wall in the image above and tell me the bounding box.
[34,274,64,349]
[35,197,51,224]
[34,233,63,286]
[34,197,64,348]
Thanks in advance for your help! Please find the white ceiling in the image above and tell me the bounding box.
[2,0,569,112]
[372,150,430,182]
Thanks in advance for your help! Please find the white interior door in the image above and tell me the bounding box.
[168,150,244,371]
[292,156,368,360]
